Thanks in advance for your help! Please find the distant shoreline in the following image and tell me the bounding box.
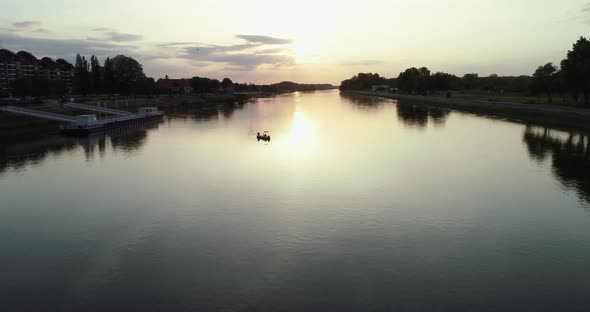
[347,91,590,132]
[0,90,322,141]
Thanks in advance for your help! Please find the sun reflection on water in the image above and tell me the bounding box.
[280,110,316,156]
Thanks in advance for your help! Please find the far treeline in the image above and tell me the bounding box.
[6,54,335,97]
[186,76,335,94]
[340,37,590,107]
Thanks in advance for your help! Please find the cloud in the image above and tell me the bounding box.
[583,2,590,12]
[0,31,138,62]
[202,53,294,70]
[154,34,295,70]
[104,31,143,42]
[90,31,143,42]
[258,48,290,54]
[236,34,293,45]
[156,42,200,47]
[0,27,295,78]
[13,21,41,28]
[175,41,294,70]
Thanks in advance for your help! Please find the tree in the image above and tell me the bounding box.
[134,77,156,94]
[90,55,102,93]
[531,63,558,104]
[430,72,460,92]
[190,76,220,93]
[339,73,387,91]
[221,78,234,88]
[417,67,431,93]
[397,67,430,94]
[109,55,147,93]
[561,37,590,106]
[462,73,479,90]
[74,54,90,94]
[397,68,420,93]
[482,74,501,91]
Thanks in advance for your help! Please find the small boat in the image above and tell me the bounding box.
[257,131,271,142]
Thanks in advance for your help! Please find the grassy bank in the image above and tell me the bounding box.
[351,91,590,131]
[436,90,573,106]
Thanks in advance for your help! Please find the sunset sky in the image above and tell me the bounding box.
[0,0,588,84]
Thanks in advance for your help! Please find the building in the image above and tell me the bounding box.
[55,58,75,94]
[156,77,193,94]
[0,49,75,96]
[371,85,390,92]
[0,49,18,93]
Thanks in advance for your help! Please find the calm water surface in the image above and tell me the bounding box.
[1,90,590,311]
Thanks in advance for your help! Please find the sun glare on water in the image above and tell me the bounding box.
[277,110,317,157]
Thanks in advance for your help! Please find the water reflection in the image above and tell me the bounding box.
[523,125,590,204]
[3,90,590,311]
[165,101,248,121]
[0,121,162,175]
[396,102,450,128]
[340,93,388,111]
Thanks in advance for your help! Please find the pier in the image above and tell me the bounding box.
[0,104,163,135]
[0,106,76,123]
[64,102,132,116]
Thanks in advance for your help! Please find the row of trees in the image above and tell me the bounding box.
[339,37,590,107]
[531,37,590,105]
[338,73,396,91]
[75,54,155,95]
[339,71,533,94]
[185,76,335,94]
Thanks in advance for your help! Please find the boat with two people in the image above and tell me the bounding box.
[257,131,271,142]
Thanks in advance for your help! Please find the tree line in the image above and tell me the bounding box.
[74,54,155,95]
[531,37,590,106]
[184,77,335,94]
[339,37,590,107]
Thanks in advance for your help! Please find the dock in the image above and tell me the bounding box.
[63,102,132,116]
[0,106,77,123]
[0,104,163,136]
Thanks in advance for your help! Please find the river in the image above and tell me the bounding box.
[1,90,590,311]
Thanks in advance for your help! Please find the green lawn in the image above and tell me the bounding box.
[435,90,574,106]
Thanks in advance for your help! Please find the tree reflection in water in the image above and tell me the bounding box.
[396,102,450,128]
[340,93,450,128]
[165,100,249,121]
[0,120,162,176]
[523,125,590,204]
[340,93,388,112]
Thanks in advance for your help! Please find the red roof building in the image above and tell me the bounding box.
[156,78,193,94]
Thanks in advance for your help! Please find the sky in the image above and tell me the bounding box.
[0,0,588,84]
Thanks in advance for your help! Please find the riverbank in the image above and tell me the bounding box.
[0,91,285,140]
[351,91,590,132]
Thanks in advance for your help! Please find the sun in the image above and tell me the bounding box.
[292,40,318,62]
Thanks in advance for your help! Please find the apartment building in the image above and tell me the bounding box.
[0,49,75,95]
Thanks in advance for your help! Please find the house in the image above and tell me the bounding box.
[156,77,193,94]
[371,85,390,92]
